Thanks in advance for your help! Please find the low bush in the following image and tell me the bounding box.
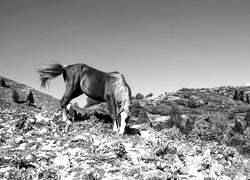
[27,91,35,105]
[188,117,227,144]
[12,89,20,103]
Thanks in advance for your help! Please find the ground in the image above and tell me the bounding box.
[0,76,250,180]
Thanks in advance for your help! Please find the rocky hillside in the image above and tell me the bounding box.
[0,76,60,113]
[0,76,250,180]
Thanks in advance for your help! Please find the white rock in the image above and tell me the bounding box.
[93,139,101,147]
[147,113,170,122]
[7,127,13,135]
[123,142,133,150]
[235,172,246,180]
[221,175,231,180]
[63,172,76,180]
[16,143,27,150]
[25,154,36,162]
[54,155,70,167]
[0,166,11,173]
[41,140,56,151]
[127,151,139,164]
[203,149,211,158]
[35,113,42,122]
[15,135,24,144]
[181,114,188,120]
[140,131,151,139]
[39,128,48,134]
[65,147,82,156]
[140,131,157,143]
[210,162,224,176]
[27,118,35,123]
[35,113,50,123]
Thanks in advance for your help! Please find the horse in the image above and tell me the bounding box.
[37,63,132,134]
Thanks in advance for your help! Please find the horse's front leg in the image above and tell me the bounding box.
[107,98,118,133]
[61,85,83,124]
[118,111,128,134]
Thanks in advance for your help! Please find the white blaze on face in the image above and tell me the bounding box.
[119,111,128,134]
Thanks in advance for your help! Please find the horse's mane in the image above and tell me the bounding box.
[110,72,131,114]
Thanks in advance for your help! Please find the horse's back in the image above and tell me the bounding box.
[77,64,110,101]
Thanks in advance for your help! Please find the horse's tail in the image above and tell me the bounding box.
[37,63,67,88]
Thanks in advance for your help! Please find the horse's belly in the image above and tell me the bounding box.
[80,78,105,101]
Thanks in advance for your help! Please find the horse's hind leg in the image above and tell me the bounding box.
[61,85,83,123]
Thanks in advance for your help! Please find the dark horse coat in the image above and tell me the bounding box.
[38,63,132,134]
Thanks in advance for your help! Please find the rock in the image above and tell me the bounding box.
[35,113,50,123]
[53,155,70,167]
[39,128,48,134]
[93,139,101,147]
[73,134,91,142]
[0,166,11,174]
[147,113,170,122]
[15,135,24,144]
[210,162,224,176]
[203,149,211,158]
[27,118,35,123]
[65,147,83,156]
[140,131,158,143]
[184,156,203,178]
[144,170,166,180]
[171,154,184,170]
[25,154,36,162]
[234,172,246,180]
[221,175,232,180]
[41,140,57,151]
[15,142,27,150]
[64,172,76,180]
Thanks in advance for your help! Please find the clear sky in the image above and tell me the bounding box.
[1,0,250,106]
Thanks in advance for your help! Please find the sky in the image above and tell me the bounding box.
[1,0,250,106]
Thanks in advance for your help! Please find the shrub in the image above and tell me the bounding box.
[228,112,235,120]
[244,112,250,130]
[12,89,20,103]
[188,117,226,143]
[233,89,239,101]
[239,90,245,102]
[154,127,184,158]
[135,93,144,100]
[187,99,198,109]
[0,79,6,87]
[184,118,193,136]
[169,105,185,132]
[232,119,244,134]
[226,132,246,147]
[26,91,34,105]
[159,126,186,142]
[146,93,153,98]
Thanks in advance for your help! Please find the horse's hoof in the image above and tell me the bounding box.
[113,127,118,133]
[66,120,72,125]
[118,131,124,135]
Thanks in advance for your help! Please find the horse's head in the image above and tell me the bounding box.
[117,102,132,134]
[111,72,132,134]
